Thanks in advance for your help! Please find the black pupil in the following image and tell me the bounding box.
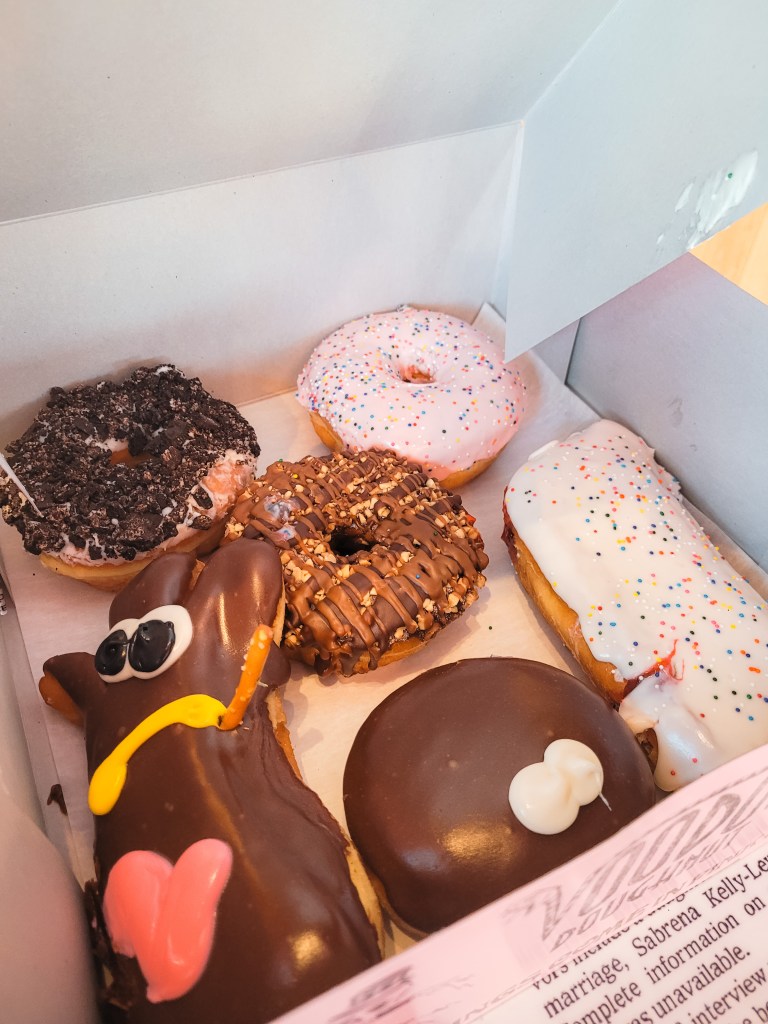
[95,629,129,677]
[128,620,176,673]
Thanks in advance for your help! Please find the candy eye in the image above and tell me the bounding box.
[95,629,131,679]
[128,619,176,674]
[95,606,193,683]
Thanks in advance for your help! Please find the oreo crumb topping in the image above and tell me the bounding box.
[0,365,260,561]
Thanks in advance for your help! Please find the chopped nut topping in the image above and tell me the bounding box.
[228,449,487,676]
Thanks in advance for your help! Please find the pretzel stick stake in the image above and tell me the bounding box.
[219,624,274,731]
[0,452,42,516]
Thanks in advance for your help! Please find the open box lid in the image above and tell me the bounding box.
[501,0,768,357]
[1,1,767,428]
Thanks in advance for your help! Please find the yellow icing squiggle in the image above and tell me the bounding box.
[88,694,226,815]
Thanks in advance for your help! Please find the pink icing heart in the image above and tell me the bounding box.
[103,838,233,1002]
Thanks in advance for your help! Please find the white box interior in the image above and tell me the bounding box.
[2,3,768,1022]
[3,2,767,431]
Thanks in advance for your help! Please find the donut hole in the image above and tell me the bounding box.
[330,527,375,558]
[109,447,151,468]
[398,364,434,384]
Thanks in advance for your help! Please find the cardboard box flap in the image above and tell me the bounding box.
[503,0,768,358]
[0,1,614,223]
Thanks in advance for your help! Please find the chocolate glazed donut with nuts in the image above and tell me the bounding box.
[225,450,488,676]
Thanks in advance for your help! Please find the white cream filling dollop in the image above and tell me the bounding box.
[508,739,604,835]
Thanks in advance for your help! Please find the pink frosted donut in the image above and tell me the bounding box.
[296,306,525,489]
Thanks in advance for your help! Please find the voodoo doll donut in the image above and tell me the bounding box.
[344,658,656,936]
[40,541,383,1023]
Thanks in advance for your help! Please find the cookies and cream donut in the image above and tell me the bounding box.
[296,306,525,489]
[226,449,488,675]
[40,542,383,1022]
[502,419,768,791]
[0,365,260,590]
[343,658,656,936]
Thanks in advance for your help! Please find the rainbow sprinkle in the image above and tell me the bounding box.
[296,306,525,479]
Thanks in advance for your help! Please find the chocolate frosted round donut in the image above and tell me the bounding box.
[296,306,525,489]
[343,658,656,935]
[0,365,260,589]
[226,450,488,676]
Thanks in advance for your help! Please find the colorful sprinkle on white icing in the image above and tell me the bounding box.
[296,306,525,479]
[504,420,768,791]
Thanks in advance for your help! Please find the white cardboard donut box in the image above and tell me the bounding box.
[1,4,768,1023]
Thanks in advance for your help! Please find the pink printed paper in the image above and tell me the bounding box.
[274,744,768,1024]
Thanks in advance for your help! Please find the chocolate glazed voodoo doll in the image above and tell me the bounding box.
[41,540,382,1024]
